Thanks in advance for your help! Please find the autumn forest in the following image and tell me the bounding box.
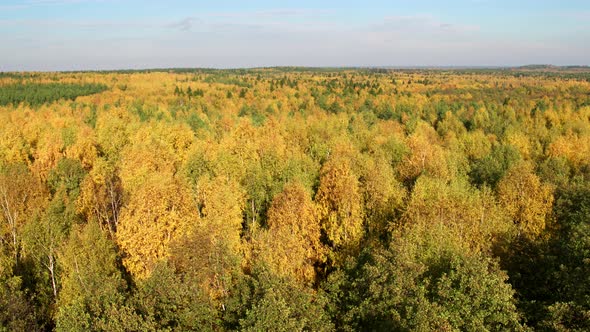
[1,67,590,331]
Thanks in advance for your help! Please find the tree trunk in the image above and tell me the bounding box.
[48,254,58,299]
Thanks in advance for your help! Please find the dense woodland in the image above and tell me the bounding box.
[0,68,589,331]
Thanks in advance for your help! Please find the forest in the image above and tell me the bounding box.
[0,67,589,331]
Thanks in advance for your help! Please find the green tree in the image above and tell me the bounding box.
[0,274,39,332]
[404,175,512,252]
[22,189,77,300]
[359,157,406,242]
[131,262,219,331]
[470,144,521,188]
[235,269,333,332]
[502,181,590,330]
[56,222,131,331]
[326,224,524,331]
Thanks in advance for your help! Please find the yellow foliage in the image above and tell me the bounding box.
[0,113,31,165]
[497,163,554,239]
[119,121,195,192]
[252,182,324,284]
[117,174,198,278]
[404,176,512,253]
[65,125,98,169]
[0,164,48,260]
[1,68,588,302]
[315,156,363,260]
[462,130,494,160]
[505,131,532,160]
[547,133,590,170]
[95,107,134,159]
[76,157,122,237]
[399,121,450,181]
[360,156,406,238]
[168,175,245,299]
[196,175,245,255]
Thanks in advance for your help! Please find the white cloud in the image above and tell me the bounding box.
[167,17,200,32]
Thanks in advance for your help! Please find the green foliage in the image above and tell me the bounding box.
[47,158,87,197]
[470,144,521,187]
[0,83,107,106]
[84,104,99,128]
[131,262,220,331]
[0,275,39,331]
[186,113,208,132]
[238,104,266,126]
[501,181,590,330]
[131,101,162,122]
[327,225,524,331]
[241,153,315,228]
[56,222,130,331]
[229,269,333,332]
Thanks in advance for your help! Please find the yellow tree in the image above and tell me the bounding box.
[497,162,554,239]
[404,175,512,253]
[0,111,31,165]
[95,107,133,161]
[116,119,198,279]
[547,132,590,172]
[398,121,450,182]
[196,175,244,255]
[76,157,123,238]
[119,121,194,192]
[24,113,66,181]
[0,163,47,262]
[505,130,534,160]
[315,156,363,263]
[252,181,324,285]
[359,156,406,241]
[169,175,245,300]
[458,129,493,161]
[117,173,198,279]
[64,125,99,169]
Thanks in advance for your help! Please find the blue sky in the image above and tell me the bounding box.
[0,0,589,71]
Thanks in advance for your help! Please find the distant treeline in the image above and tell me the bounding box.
[3,65,590,79]
[0,82,107,106]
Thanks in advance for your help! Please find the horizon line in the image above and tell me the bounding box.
[2,64,590,74]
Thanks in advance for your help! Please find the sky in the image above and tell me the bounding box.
[0,0,589,71]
